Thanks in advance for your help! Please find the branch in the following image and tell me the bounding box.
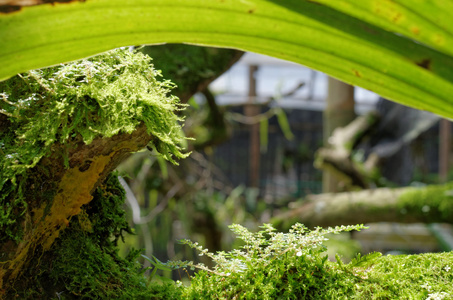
[0,123,153,288]
[272,183,453,228]
[314,111,380,189]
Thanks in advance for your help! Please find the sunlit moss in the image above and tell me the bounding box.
[0,49,189,244]
[349,252,453,299]
[172,224,453,299]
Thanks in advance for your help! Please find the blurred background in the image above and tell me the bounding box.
[117,45,453,278]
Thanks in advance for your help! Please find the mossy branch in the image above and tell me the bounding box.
[272,183,453,228]
[0,49,188,293]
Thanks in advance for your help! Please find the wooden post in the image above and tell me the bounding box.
[439,119,451,183]
[323,77,356,193]
[245,65,260,188]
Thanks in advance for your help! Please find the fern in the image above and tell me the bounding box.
[349,252,382,268]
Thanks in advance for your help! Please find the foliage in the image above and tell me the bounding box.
[9,173,183,299]
[117,149,265,274]
[140,44,242,101]
[2,1,453,297]
[165,223,453,299]
[2,1,453,120]
[170,223,368,299]
[140,44,241,149]
[0,49,188,243]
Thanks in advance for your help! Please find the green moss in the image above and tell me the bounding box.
[172,224,366,299]
[397,183,453,223]
[10,174,183,299]
[46,174,150,299]
[140,44,240,99]
[0,48,188,244]
[350,252,453,299]
[171,224,453,299]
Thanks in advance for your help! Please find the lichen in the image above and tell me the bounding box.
[0,48,189,244]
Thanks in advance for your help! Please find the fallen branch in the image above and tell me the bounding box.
[272,183,453,228]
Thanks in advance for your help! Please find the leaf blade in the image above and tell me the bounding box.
[1,0,453,118]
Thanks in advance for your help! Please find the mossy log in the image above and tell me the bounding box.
[272,183,453,228]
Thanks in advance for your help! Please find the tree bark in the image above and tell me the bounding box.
[315,111,380,189]
[0,123,152,294]
[272,183,453,229]
[322,78,356,192]
[0,45,244,297]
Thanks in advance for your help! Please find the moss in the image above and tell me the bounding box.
[349,252,453,299]
[0,48,188,245]
[181,246,453,300]
[9,174,183,299]
[172,224,364,299]
[397,183,453,223]
[140,44,241,101]
[171,224,453,299]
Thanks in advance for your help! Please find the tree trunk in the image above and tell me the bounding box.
[0,123,152,295]
[317,98,440,188]
[272,183,453,229]
[0,46,244,297]
[439,119,451,183]
[322,78,356,192]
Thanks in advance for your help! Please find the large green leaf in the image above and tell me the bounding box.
[307,0,453,58]
[1,0,453,118]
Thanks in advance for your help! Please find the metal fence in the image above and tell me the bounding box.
[207,105,450,200]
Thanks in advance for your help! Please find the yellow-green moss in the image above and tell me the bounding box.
[349,252,453,299]
[174,224,453,299]
[0,48,188,244]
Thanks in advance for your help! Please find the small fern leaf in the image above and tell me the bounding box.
[349,252,382,268]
